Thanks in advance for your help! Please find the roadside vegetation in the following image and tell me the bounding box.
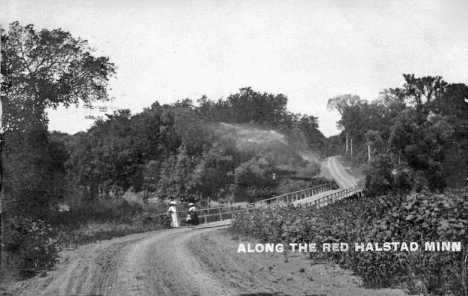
[230,189,468,295]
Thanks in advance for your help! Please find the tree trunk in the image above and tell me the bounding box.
[368,144,371,163]
[345,132,348,155]
[0,91,9,283]
[0,67,5,282]
[0,99,3,282]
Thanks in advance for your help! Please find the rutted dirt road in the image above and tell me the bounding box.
[5,157,408,296]
[7,227,407,296]
[8,228,235,296]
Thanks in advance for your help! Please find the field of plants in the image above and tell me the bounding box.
[230,189,468,296]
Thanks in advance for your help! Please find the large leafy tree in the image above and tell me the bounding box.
[389,110,454,192]
[2,22,115,114]
[427,84,468,187]
[1,22,115,279]
[327,94,363,117]
[1,21,115,214]
[1,19,112,209]
[226,87,289,128]
[327,95,381,160]
[388,74,448,110]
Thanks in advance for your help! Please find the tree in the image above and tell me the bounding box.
[173,105,212,156]
[192,144,235,201]
[365,154,393,196]
[1,21,116,206]
[289,114,326,157]
[327,94,363,117]
[327,94,366,159]
[428,84,468,187]
[389,109,454,192]
[2,22,115,111]
[388,74,447,109]
[1,22,115,280]
[225,87,289,128]
[364,130,383,162]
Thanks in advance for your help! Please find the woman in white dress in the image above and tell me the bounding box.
[167,201,180,228]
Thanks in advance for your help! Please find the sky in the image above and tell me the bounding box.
[1,0,468,137]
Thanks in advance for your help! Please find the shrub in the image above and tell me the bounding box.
[7,217,59,279]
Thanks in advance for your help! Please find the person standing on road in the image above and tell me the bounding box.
[185,204,192,227]
[167,201,180,228]
[188,202,199,226]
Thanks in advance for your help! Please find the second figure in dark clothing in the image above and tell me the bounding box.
[187,202,199,226]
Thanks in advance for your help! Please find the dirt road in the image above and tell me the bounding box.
[321,156,358,189]
[294,156,360,206]
[9,227,235,296]
[7,226,407,296]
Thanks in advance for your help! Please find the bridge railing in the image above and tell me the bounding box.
[176,183,334,225]
[252,183,333,207]
[163,184,364,226]
[296,186,364,209]
[236,186,365,216]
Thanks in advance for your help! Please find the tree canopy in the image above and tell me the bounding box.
[1,22,115,109]
[330,74,468,194]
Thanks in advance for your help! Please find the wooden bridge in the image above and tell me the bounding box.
[174,183,365,227]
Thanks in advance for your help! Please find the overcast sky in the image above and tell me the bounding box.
[2,0,468,137]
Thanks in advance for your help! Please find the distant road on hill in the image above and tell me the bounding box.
[320,156,359,189]
[294,156,361,205]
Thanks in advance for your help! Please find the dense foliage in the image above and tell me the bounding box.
[1,22,115,280]
[64,94,327,206]
[328,75,468,194]
[230,189,468,295]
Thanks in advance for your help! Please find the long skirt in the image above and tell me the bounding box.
[190,211,199,226]
[170,212,180,228]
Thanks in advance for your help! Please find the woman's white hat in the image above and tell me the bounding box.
[170,201,176,205]
[188,203,194,206]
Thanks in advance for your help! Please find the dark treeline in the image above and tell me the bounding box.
[64,87,329,207]
[328,74,468,195]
